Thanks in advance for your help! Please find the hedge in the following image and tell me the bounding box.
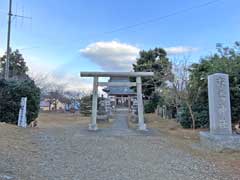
[0,79,40,124]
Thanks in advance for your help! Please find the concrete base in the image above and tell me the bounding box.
[97,115,109,122]
[138,123,147,131]
[200,131,240,152]
[130,113,138,123]
[88,124,98,131]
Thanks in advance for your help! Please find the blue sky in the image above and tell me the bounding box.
[0,0,240,90]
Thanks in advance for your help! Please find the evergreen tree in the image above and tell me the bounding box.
[0,49,29,79]
[179,42,240,128]
[80,95,92,116]
[132,48,173,112]
[133,48,173,97]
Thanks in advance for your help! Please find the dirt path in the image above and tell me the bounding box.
[111,109,129,129]
[0,113,239,180]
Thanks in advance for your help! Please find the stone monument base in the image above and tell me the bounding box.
[97,115,109,122]
[200,131,240,152]
[88,124,98,131]
[130,113,138,123]
[138,123,147,131]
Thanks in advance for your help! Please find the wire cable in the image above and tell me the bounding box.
[103,0,223,34]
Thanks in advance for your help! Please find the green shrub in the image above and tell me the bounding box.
[144,101,156,113]
[0,79,40,124]
[80,95,92,116]
[177,103,209,129]
[178,43,240,129]
[144,92,162,114]
[177,104,192,128]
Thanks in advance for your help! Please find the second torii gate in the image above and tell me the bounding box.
[80,72,154,131]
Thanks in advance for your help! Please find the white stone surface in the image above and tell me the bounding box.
[136,77,147,131]
[80,72,154,77]
[208,73,232,135]
[200,131,240,152]
[98,82,136,87]
[89,76,98,131]
[18,97,27,128]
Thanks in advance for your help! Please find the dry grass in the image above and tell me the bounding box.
[36,112,90,128]
[143,113,240,177]
[36,112,112,128]
[0,122,34,150]
[0,122,38,178]
[145,113,203,141]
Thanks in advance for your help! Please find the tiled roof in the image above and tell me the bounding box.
[103,77,136,95]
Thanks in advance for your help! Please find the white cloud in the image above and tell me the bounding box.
[0,47,92,93]
[29,71,93,93]
[0,48,5,57]
[26,56,56,73]
[164,46,198,55]
[1,43,199,93]
[80,41,140,71]
[25,56,92,93]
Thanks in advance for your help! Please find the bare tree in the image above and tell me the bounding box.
[31,73,91,111]
[171,56,199,129]
[30,73,52,96]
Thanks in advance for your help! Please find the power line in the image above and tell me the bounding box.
[103,0,223,34]
[1,0,224,53]
[36,0,224,49]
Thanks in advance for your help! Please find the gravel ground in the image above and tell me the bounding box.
[0,112,239,180]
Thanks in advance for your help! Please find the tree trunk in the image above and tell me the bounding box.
[49,102,51,111]
[186,102,195,129]
[54,102,57,111]
[175,105,179,118]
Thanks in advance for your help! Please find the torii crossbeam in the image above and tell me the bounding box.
[80,72,154,131]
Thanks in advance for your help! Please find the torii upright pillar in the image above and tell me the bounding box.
[80,72,154,131]
[89,76,98,131]
[136,76,146,130]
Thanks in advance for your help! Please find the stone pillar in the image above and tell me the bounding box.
[208,73,232,135]
[128,95,131,112]
[89,76,98,131]
[18,97,27,128]
[136,76,146,130]
[114,96,117,111]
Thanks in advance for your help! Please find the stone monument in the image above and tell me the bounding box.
[105,98,112,116]
[200,73,240,152]
[97,97,109,122]
[18,97,27,128]
[208,73,232,135]
[130,99,138,123]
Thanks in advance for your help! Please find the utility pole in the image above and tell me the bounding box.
[4,0,12,80]
[3,0,31,80]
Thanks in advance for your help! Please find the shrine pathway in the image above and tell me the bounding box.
[100,108,139,136]
[0,113,238,179]
[111,108,129,129]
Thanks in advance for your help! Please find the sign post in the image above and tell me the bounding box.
[18,97,27,128]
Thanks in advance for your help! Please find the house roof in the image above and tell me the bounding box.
[40,101,49,107]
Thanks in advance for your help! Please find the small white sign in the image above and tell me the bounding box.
[18,97,27,128]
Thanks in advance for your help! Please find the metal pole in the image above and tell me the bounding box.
[4,0,12,80]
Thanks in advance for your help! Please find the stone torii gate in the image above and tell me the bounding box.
[80,72,154,131]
